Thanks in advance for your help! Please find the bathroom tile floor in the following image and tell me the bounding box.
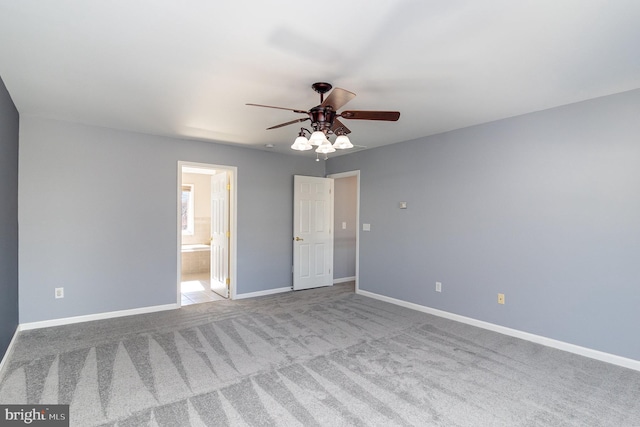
[180,273,227,306]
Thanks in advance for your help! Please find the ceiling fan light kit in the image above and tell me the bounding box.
[309,130,329,146]
[248,82,400,159]
[333,134,353,149]
[291,134,312,151]
[316,139,336,154]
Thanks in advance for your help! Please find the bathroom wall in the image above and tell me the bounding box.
[181,172,212,246]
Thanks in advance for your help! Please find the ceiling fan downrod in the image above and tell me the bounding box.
[311,82,332,104]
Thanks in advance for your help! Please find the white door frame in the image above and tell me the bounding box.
[177,161,238,304]
[327,170,360,292]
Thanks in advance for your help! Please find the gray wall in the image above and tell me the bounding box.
[0,75,19,359]
[333,176,357,279]
[327,89,640,361]
[19,117,323,323]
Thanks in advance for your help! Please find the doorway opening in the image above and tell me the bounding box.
[328,170,360,292]
[177,161,237,306]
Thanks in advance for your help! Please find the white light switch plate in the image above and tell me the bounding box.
[342,222,347,229]
[363,223,371,231]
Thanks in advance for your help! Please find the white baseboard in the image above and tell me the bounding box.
[19,303,179,331]
[357,289,640,372]
[0,326,20,379]
[334,276,356,284]
[235,286,291,300]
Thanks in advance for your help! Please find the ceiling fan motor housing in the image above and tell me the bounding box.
[310,106,336,132]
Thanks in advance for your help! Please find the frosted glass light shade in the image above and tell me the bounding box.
[309,131,329,146]
[291,136,312,151]
[333,135,353,149]
[315,139,336,154]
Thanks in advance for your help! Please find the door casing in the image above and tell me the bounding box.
[177,161,237,303]
[327,170,360,292]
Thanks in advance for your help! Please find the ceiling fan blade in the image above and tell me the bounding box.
[331,118,351,135]
[246,103,308,114]
[321,88,356,110]
[266,117,309,130]
[340,110,400,121]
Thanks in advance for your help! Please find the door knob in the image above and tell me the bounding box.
[294,237,304,241]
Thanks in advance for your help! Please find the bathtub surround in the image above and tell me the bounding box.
[1,283,639,426]
[181,245,211,275]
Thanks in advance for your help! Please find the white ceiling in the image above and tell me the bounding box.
[1,1,639,156]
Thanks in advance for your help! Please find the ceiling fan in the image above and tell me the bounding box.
[247,82,400,157]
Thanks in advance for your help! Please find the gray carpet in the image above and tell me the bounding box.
[1,282,639,426]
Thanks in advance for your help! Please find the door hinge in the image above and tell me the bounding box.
[226,231,230,238]
[226,277,230,286]
[227,183,231,190]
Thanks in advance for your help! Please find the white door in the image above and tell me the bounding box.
[293,175,334,290]
[210,171,229,298]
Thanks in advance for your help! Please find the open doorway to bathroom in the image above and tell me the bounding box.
[178,161,237,306]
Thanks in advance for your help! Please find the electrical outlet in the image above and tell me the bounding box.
[55,287,64,299]
[498,293,505,304]
[435,282,442,292]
